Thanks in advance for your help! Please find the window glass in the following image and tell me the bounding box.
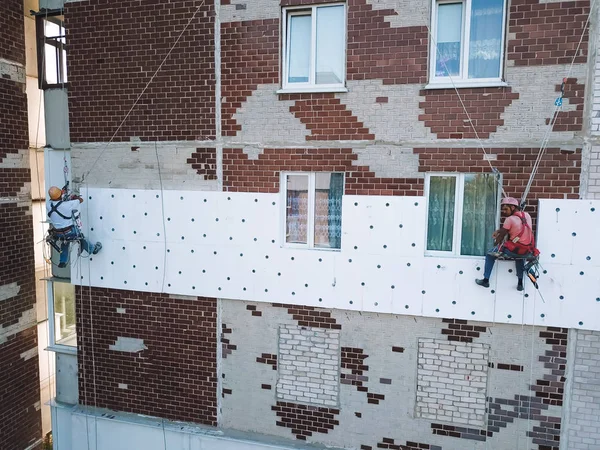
[316,5,345,84]
[314,173,343,249]
[427,175,457,252]
[53,282,76,347]
[288,14,311,83]
[38,15,67,88]
[435,2,463,77]
[468,0,504,79]
[44,44,58,84]
[460,174,498,256]
[286,174,309,244]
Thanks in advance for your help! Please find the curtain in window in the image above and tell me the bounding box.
[327,173,343,248]
[313,173,343,249]
[427,176,456,252]
[460,173,498,255]
[286,174,309,244]
[468,0,504,79]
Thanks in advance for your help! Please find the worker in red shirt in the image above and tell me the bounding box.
[475,197,535,291]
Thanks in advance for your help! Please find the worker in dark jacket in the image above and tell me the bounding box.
[47,186,102,268]
[476,197,534,291]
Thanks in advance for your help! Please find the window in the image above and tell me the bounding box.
[283,172,344,249]
[430,0,506,85]
[48,281,76,348]
[36,12,68,89]
[425,173,500,256]
[282,4,346,91]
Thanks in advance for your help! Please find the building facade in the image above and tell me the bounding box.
[43,0,600,449]
[0,1,43,449]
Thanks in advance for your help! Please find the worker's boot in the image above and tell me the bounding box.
[517,279,524,291]
[475,278,490,288]
[92,242,102,254]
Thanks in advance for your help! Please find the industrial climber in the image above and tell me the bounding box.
[47,185,102,268]
[475,197,537,292]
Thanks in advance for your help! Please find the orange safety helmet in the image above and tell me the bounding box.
[48,186,62,201]
[501,197,519,207]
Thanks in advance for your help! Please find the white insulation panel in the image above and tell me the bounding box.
[72,190,600,330]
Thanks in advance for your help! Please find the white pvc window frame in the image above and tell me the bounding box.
[424,172,502,258]
[280,3,347,93]
[46,279,77,355]
[428,0,507,87]
[280,172,344,250]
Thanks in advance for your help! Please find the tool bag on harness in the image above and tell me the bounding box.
[500,211,540,257]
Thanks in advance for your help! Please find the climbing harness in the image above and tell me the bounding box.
[488,208,542,290]
[45,183,86,261]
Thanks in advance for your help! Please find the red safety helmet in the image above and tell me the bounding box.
[501,197,519,207]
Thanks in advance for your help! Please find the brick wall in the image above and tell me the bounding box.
[76,287,218,425]
[65,0,216,142]
[418,88,519,139]
[0,2,41,448]
[0,328,41,450]
[565,330,600,449]
[277,325,340,406]
[508,0,590,67]
[186,146,580,224]
[0,79,28,165]
[414,147,581,224]
[416,338,489,426]
[220,300,565,449]
[346,0,428,85]
[219,148,423,195]
[221,19,278,136]
[0,0,25,64]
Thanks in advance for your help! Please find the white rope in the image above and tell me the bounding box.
[425,25,506,197]
[75,4,206,449]
[82,0,206,181]
[521,0,596,207]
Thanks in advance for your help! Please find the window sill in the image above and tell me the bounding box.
[282,244,342,252]
[277,86,349,95]
[423,80,508,90]
[47,344,78,355]
[424,253,485,260]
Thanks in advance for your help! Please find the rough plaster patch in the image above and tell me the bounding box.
[226,84,310,146]
[0,58,26,84]
[496,64,587,142]
[0,282,21,302]
[352,145,421,179]
[0,308,36,344]
[344,80,431,142]
[366,0,429,28]
[20,347,38,361]
[168,294,199,301]
[71,143,218,191]
[242,146,264,160]
[0,149,28,169]
[221,0,279,23]
[109,336,148,353]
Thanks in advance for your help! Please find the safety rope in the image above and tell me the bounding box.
[521,0,596,208]
[75,3,207,449]
[424,25,506,198]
